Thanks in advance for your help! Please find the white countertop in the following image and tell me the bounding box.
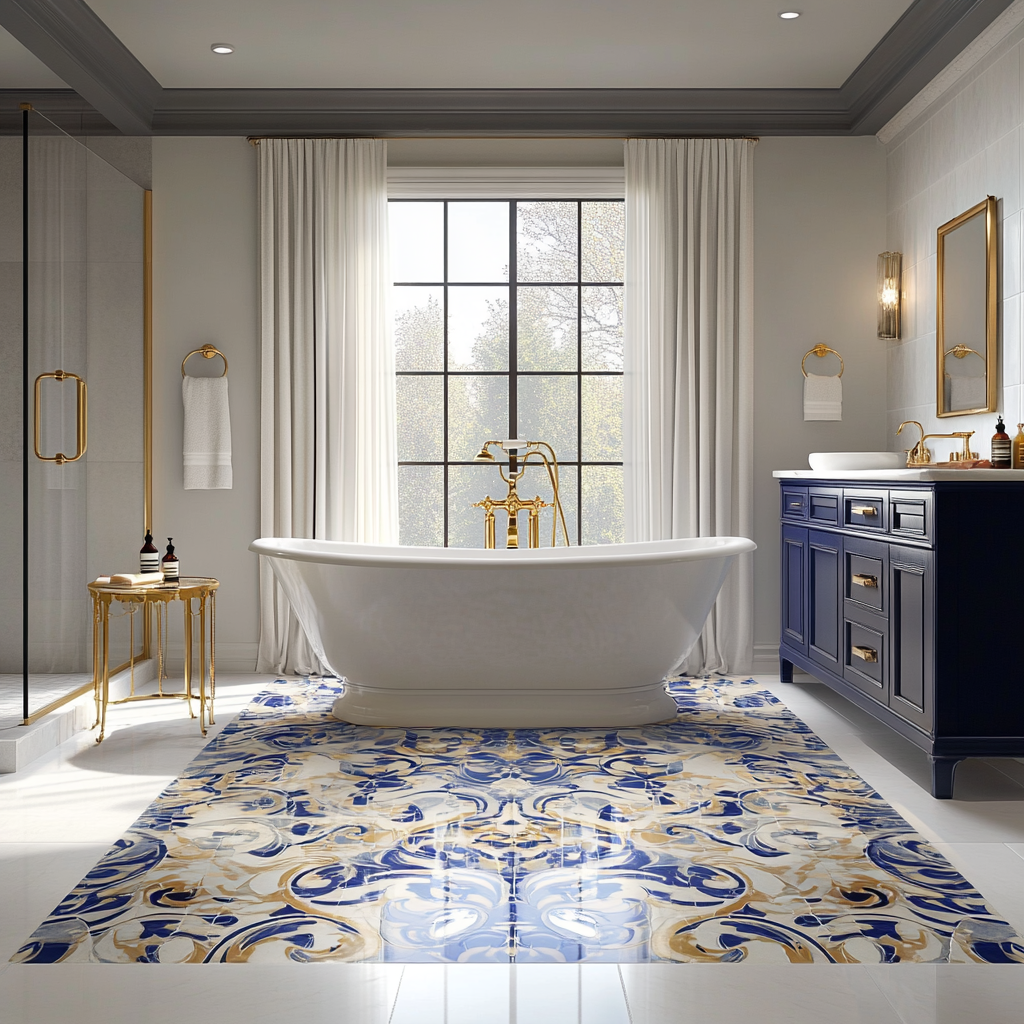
[773,468,1024,481]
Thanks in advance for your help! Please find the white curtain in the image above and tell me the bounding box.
[257,139,398,675]
[623,138,754,675]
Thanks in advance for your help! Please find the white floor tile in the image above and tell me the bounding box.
[390,964,630,1024]
[620,963,903,1024]
[865,965,1024,1024]
[0,963,403,1024]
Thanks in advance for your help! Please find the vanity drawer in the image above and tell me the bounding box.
[847,553,883,610]
[844,490,887,531]
[845,620,885,693]
[782,487,808,520]
[889,489,933,544]
[808,488,841,525]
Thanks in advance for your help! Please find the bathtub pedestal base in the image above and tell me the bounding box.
[331,681,678,729]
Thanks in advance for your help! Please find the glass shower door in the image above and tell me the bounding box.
[0,107,146,733]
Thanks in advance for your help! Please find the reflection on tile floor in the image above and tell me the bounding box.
[13,677,1024,965]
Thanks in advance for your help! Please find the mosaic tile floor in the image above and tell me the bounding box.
[13,677,1024,965]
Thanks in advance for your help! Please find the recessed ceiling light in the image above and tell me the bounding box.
[779,11,801,18]
[211,43,234,54]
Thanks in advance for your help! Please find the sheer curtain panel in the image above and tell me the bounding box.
[258,139,398,675]
[623,138,754,675]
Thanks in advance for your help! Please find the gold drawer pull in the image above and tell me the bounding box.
[852,645,878,663]
[789,501,803,508]
[850,505,878,516]
[851,573,878,588]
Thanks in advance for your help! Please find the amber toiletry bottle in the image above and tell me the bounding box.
[161,538,179,581]
[1014,424,1024,469]
[992,417,1012,468]
[140,530,159,573]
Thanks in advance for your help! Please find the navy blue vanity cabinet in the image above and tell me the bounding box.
[778,477,1024,800]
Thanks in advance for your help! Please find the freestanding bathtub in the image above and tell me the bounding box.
[250,536,755,728]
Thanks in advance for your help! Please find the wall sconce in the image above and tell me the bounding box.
[877,251,902,340]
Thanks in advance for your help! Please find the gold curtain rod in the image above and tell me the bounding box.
[247,135,761,146]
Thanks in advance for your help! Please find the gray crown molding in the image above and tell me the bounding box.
[0,0,1016,137]
[878,0,1024,143]
[0,0,159,134]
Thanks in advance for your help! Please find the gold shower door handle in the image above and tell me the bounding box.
[34,370,87,463]
[851,645,878,663]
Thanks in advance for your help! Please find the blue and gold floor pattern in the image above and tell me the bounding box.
[14,677,1024,964]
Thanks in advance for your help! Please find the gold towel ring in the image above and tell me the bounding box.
[801,343,844,378]
[944,343,984,361]
[181,344,228,379]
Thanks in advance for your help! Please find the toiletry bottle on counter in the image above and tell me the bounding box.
[1014,424,1024,469]
[992,417,1011,468]
[161,538,179,581]
[140,530,159,573]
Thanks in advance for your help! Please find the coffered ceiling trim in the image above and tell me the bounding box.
[0,0,1016,137]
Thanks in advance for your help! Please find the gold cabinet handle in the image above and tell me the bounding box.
[789,501,803,508]
[34,370,88,464]
[850,505,878,516]
[851,573,878,588]
[852,645,878,663]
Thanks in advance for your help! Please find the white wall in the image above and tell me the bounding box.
[152,138,260,670]
[145,135,887,677]
[752,137,889,671]
[886,23,1024,447]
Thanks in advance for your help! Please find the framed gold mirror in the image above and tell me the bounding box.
[936,195,998,417]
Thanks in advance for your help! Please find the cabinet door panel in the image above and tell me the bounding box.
[781,525,807,654]
[889,544,934,732]
[808,530,842,671]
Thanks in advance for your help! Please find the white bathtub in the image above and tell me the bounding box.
[250,536,755,729]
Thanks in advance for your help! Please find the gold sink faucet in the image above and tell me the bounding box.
[897,420,928,466]
[897,421,976,465]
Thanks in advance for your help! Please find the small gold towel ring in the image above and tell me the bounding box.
[801,343,844,378]
[181,344,228,379]
[944,343,984,362]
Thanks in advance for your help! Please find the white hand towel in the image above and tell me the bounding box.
[803,373,842,421]
[183,375,232,489]
[947,374,986,412]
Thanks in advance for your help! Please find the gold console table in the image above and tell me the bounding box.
[88,576,219,743]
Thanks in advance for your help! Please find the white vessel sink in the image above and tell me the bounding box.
[808,452,904,472]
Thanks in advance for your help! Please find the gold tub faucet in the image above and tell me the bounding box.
[472,439,571,549]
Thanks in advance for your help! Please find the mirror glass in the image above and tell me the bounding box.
[936,197,997,416]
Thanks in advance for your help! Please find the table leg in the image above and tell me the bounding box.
[91,594,101,729]
[97,599,110,743]
[198,593,208,737]
[184,596,195,719]
[209,591,216,725]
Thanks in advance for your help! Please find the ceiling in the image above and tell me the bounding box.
[0,0,1015,136]
[84,0,911,91]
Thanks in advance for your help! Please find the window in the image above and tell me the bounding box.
[391,199,624,547]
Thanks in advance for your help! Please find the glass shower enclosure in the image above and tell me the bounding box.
[0,106,150,737]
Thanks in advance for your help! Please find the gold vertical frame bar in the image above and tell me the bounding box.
[142,190,153,659]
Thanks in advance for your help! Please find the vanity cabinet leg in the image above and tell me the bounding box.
[930,756,961,799]
[780,657,794,683]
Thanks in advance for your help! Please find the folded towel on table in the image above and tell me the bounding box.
[183,375,232,489]
[803,373,842,421]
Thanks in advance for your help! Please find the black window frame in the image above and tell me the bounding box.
[393,197,624,547]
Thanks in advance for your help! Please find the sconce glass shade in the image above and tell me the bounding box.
[877,251,902,340]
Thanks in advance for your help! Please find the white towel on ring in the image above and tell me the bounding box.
[183,375,232,489]
[803,373,842,421]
